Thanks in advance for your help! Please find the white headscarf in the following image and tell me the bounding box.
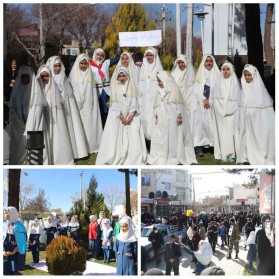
[110,66,139,104]
[4,206,20,223]
[69,215,79,227]
[195,54,220,86]
[46,56,66,92]
[60,215,69,227]
[44,216,57,229]
[116,216,137,243]
[241,64,273,108]
[139,47,163,81]
[111,51,139,85]
[212,61,241,116]
[68,53,96,110]
[28,219,42,235]
[31,65,63,109]
[92,48,105,65]
[102,218,113,239]
[171,54,195,87]
[9,65,35,123]
[193,240,213,266]
[154,71,184,107]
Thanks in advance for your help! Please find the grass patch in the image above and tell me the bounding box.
[75,153,97,165]
[20,250,48,275]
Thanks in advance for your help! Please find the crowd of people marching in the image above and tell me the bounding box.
[3,206,138,275]
[4,45,275,165]
[141,211,275,275]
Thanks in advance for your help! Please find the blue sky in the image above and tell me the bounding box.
[3,169,138,212]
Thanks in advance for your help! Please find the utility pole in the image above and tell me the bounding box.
[176,3,182,56]
[186,3,193,63]
[80,171,83,202]
[156,4,171,52]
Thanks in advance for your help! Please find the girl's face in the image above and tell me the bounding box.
[146,52,154,64]
[54,63,62,74]
[178,60,186,71]
[3,210,10,221]
[40,71,50,84]
[157,77,164,88]
[222,66,231,79]
[21,74,30,85]
[204,56,213,70]
[95,52,104,62]
[117,72,127,84]
[120,222,128,233]
[121,54,129,67]
[244,70,253,83]
[79,59,88,71]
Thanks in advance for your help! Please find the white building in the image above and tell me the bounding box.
[141,169,192,217]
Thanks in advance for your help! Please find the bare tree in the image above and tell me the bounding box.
[264,4,274,70]
[19,182,35,211]
[103,186,125,213]
[24,188,50,216]
[130,189,138,216]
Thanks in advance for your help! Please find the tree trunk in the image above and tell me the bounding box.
[245,4,264,78]
[8,169,21,211]
[264,4,274,71]
[39,3,45,66]
[125,170,131,217]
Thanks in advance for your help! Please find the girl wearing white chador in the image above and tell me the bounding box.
[211,61,242,162]
[46,56,89,159]
[25,65,74,165]
[138,47,163,140]
[148,71,197,165]
[171,54,196,121]
[238,64,275,165]
[192,55,220,149]
[9,66,35,164]
[96,67,147,165]
[111,51,139,85]
[68,53,103,154]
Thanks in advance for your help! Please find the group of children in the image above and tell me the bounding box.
[6,46,275,165]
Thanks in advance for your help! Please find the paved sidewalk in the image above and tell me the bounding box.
[29,259,116,275]
[145,228,264,275]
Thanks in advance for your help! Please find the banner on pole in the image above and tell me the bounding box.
[119,30,162,47]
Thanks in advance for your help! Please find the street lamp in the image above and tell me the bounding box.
[193,9,209,55]
[225,186,233,213]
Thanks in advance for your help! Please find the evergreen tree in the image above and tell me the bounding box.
[84,175,110,222]
[104,4,156,56]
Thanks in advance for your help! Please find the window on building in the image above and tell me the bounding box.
[176,170,185,182]
[164,182,171,190]
[141,176,150,186]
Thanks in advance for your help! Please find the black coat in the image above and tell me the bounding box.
[148,231,164,250]
[164,242,181,264]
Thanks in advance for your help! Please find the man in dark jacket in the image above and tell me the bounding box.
[244,217,255,250]
[164,234,182,275]
[148,226,164,267]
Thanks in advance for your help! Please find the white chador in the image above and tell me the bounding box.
[148,71,197,165]
[211,61,242,162]
[9,65,35,164]
[192,55,220,147]
[239,64,275,165]
[96,67,148,165]
[68,54,103,154]
[111,51,139,85]
[46,56,89,159]
[138,47,163,140]
[171,54,196,121]
[25,65,74,165]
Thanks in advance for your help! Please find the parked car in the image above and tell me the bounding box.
[141,224,187,260]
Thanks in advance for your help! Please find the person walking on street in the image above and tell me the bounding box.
[218,222,227,248]
[243,217,255,250]
[148,226,164,267]
[164,234,182,275]
[207,221,218,253]
[227,218,240,259]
